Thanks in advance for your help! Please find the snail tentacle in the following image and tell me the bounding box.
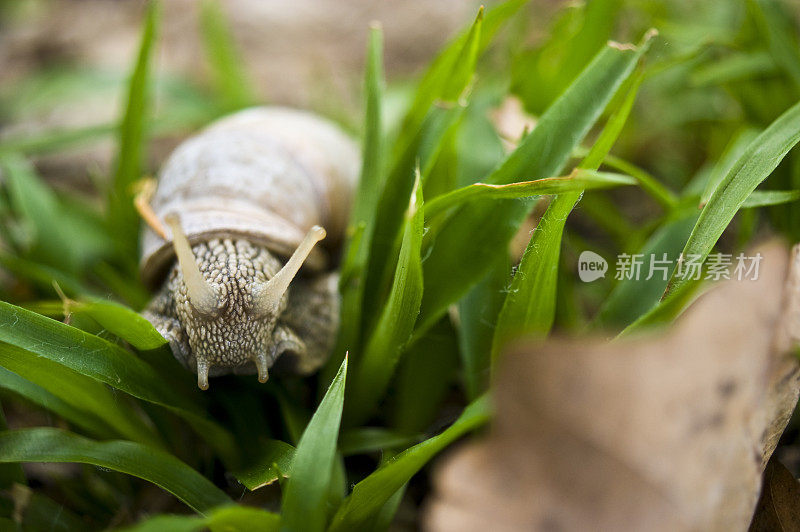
[254,225,326,315]
[165,213,220,316]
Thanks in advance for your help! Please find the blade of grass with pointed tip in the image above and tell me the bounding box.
[0,428,231,514]
[424,169,636,219]
[664,99,800,300]
[417,37,652,338]
[347,174,424,426]
[0,301,237,464]
[490,60,645,360]
[108,0,159,253]
[329,395,490,532]
[280,356,347,532]
[360,2,520,334]
[397,0,523,151]
[199,0,257,111]
[337,25,385,359]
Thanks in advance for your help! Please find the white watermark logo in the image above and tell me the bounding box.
[578,251,608,282]
[578,251,763,282]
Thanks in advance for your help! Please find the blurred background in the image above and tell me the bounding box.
[2,0,800,529]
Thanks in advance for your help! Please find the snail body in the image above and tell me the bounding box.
[140,107,359,389]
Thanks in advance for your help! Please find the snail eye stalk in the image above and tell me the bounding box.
[254,225,326,315]
[165,213,220,316]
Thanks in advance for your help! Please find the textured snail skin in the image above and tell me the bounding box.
[142,239,339,379]
[140,107,358,386]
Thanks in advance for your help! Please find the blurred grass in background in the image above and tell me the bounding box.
[0,0,799,529]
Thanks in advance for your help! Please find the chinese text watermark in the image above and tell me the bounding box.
[578,252,762,282]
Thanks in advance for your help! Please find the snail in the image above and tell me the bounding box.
[137,107,359,390]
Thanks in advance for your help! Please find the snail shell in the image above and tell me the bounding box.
[140,107,359,389]
[141,106,359,286]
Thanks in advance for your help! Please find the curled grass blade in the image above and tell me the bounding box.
[280,356,347,532]
[329,395,490,532]
[0,428,231,514]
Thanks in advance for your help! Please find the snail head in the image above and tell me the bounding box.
[164,214,326,389]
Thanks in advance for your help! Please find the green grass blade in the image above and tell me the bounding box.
[0,153,76,269]
[206,507,280,532]
[742,189,800,208]
[199,0,257,111]
[690,51,778,87]
[458,255,509,400]
[280,356,347,532]
[0,428,231,514]
[0,301,237,463]
[417,36,653,338]
[0,342,163,447]
[120,506,281,532]
[337,25,385,358]
[397,0,522,150]
[329,395,490,531]
[490,59,644,358]
[424,169,636,219]
[108,0,159,253]
[0,154,118,274]
[391,318,459,433]
[699,127,761,206]
[363,105,462,326]
[750,0,800,90]
[664,99,800,299]
[512,0,622,113]
[69,299,168,351]
[231,439,296,490]
[338,428,419,457]
[592,211,699,331]
[347,174,424,426]
[0,365,117,440]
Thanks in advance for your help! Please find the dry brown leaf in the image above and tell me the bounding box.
[425,241,800,532]
[749,456,800,532]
